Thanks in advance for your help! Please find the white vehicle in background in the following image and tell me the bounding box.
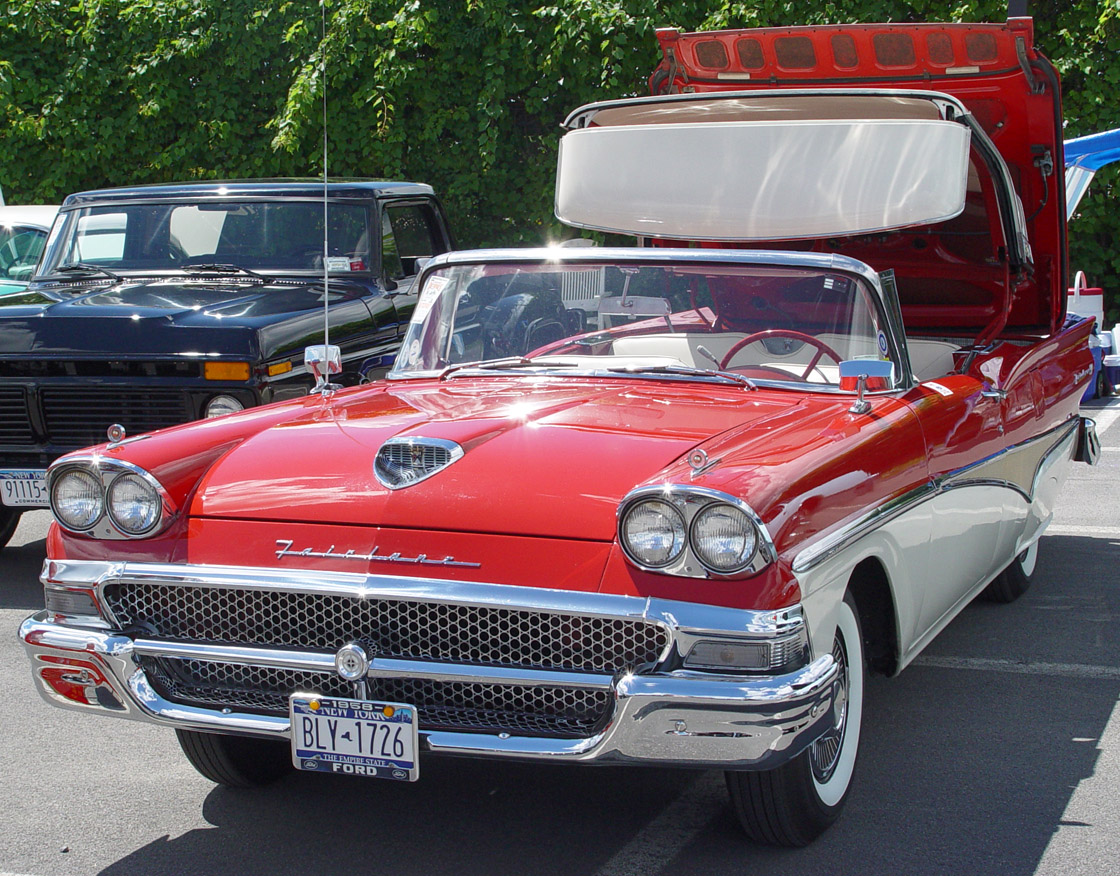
[0,204,60,297]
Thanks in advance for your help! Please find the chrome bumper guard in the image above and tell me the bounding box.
[21,559,839,771]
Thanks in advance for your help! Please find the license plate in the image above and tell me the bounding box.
[290,694,419,781]
[0,470,48,507]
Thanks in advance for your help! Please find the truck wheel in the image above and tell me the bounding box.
[0,506,20,551]
[982,541,1037,603]
[176,729,292,788]
[725,591,864,846]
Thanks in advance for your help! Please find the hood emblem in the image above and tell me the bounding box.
[375,437,464,489]
[276,539,480,568]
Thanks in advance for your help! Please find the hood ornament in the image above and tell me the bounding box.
[688,448,721,478]
[107,424,126,447]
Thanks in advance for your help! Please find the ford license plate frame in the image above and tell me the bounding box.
[290,694,419,782]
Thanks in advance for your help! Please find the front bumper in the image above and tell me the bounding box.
[21,560,838,771]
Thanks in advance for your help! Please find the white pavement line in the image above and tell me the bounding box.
[1036,693,1120,875]
[593,771,726,876]
[0,871,41,876]
[913,655,1120,680]
[1044,524,1120,538]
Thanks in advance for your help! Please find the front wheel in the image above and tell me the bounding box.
[0,506,20,551]
[982,540,1038,603]
[176,729,293,788]
[725,591,865,846]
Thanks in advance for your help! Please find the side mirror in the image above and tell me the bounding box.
[305,344,342,394]
[839,359,895,414]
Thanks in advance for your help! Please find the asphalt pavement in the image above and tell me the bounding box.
[1,397,1117,876]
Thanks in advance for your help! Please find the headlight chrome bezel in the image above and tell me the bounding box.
[49,468,106,533]
[617,485,775,579]
[619,498,688,569]
[48,458,175,540]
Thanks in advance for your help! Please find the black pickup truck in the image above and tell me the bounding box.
[0,179,453,547]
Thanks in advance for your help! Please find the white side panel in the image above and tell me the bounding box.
[919,486,1005,632]
[798,501,934,667]
[555,120,971,241]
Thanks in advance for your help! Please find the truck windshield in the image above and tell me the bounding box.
[38,201,371,277]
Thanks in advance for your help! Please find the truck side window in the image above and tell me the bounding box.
[381,202,446,280]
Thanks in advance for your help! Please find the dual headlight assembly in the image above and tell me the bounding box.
[618,486,774,578]
[49,460,173,539]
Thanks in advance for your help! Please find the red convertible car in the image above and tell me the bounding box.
[20,16,1098,846]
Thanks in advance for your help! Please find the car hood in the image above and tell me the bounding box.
[0,276,341,357]
[190,376,857,541]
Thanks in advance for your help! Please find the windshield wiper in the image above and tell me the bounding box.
[606,363,756,389]
[439,357,583,380]
[182,263,273,283]
[54,262,122,282]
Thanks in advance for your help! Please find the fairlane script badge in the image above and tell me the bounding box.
[275,539,481,568]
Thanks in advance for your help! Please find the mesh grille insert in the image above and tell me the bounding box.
[143,657,611,738]
[105,582,668,675]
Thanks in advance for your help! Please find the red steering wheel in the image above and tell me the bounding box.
[719,330,843,381]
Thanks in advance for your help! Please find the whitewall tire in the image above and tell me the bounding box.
[725,591,865,846]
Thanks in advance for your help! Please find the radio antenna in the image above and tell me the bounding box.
[306,0,341,395]
[321,0,329,349]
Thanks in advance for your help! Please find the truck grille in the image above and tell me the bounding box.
[0,388,34,444]
[142,658,611,737]
[106,582,669,738]
[41,388,189,448]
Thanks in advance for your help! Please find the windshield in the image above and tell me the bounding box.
[0,222,48,284]
[38,201,371,277]
[391,259,898,390]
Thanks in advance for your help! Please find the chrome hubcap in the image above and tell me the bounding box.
[810,633,848,783]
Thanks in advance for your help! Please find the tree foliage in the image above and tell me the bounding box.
[2,0,1118,318]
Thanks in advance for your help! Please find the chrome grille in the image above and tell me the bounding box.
[104,583,669,674]
[41,387,189,447]
[0,388,34,444]
[143,657,610,737]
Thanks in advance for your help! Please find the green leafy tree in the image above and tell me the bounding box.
[2,0,1118,319]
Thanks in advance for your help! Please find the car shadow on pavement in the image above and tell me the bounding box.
[96,759,705,876]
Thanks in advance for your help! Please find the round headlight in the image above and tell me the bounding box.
[107,473,163,535]
[691,503,758,572]
[51,469,104,532]
[621,499,686,568]
[205,395,245,418]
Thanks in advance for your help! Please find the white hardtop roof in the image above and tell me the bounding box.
[0,205,59,230]
[556,90,971,242]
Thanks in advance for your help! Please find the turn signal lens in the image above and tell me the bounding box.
[204,361,251,381]
[51,469,104,531]
[621,499,686,567]
[690,503,757,572]
[685,640,770,671]
[106,473,163,535]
